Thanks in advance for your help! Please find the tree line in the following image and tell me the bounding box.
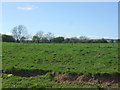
[1,25,119,43]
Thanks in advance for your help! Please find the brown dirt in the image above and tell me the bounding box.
[55,73,120,85]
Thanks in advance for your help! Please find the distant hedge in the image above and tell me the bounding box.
[2,34,15,42]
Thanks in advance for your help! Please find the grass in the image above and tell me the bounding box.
[2,42,119,88]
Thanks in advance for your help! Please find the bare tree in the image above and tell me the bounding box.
[44,32,54,41]
[35,31,44,43]
[79,36,89,40]
[12,26,18,41]
[12,25,27,42]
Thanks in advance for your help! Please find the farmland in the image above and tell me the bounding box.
[2,42,119,88]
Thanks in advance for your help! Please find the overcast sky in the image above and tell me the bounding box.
[1,2,118,39]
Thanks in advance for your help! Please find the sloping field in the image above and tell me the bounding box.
[2,42,119,88]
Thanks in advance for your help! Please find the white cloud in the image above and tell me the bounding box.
[55,34,117,39]
[87,36,101,39]
[0,32,12,35]
[87,36,118,39]
[17,7,33,10]
[16,5,38,10]
[56,34,76,38]
[6,32,12,35]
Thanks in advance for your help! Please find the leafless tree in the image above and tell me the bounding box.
[79,36,89,40]
[12,25,27,42]
[44,32,54,41]
[35,31,44,42]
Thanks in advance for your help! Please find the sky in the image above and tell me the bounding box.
[1,2,118,39]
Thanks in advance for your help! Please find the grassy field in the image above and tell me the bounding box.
[2,42,119,88]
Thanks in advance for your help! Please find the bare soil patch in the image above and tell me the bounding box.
[2,69,51,77]
[55,73,120,84]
